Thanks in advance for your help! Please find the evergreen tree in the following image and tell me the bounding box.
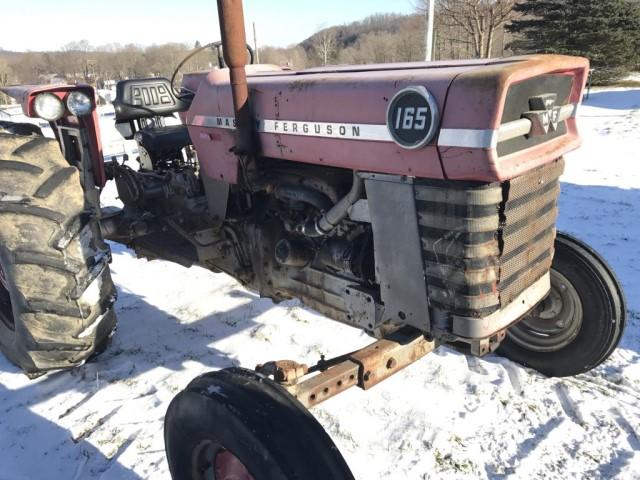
[508,0,640,83]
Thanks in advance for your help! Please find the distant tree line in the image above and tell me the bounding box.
[0,41,216,88]
[1,0,639,95]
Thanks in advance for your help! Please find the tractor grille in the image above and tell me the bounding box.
[415,158,564,318]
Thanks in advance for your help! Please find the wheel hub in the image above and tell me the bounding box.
[193,441,255,480]
[507,270,583,353]
[214,449,255,480]
[0,262,14,330]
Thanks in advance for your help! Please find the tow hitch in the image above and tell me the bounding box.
[256,327,438,408]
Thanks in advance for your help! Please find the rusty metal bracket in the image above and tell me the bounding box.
[469,329,506,357]
[257,328,438,409]
[349,329,437,390]
[255,360,309,385]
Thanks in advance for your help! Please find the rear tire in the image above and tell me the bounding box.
[165,368,355,480]
[0,133,117,376]
[498,232,626,377]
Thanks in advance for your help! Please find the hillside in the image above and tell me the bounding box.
[299,13,424,52]
[257,13,428,68]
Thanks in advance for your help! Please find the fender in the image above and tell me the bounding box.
[1,84,107,187]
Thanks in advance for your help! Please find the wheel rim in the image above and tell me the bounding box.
[507,270,583,353]
[214,449,255,480]
[0,262,14,330]
[193,441,255,480]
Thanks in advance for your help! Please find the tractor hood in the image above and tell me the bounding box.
[185,55,588,184]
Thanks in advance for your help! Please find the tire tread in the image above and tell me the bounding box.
[0,133,117,374]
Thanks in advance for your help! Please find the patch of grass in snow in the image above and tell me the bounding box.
[223,316,240,327]
[136,439,153,452]
[97,427,121,446]
[313,409,359,450]
[433,449,477,474]
[582,451,604,464]
[249,324,272,342]
[180,326,199,334]
[286,305,309,324]
[110,346,144,356]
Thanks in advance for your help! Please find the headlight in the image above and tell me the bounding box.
[66,91,93,117]
[33,93,65,121]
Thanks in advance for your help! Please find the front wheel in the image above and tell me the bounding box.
[0,133,117,376]
[498,232,626,377]
[165,368,354,480]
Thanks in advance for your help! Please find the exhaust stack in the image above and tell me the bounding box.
[216,0,253,154]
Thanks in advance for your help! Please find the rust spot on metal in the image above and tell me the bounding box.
[289,80,316,91]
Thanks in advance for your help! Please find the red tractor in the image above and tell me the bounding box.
[0,1,626,478]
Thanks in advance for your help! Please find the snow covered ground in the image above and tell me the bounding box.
[1,88,639,480]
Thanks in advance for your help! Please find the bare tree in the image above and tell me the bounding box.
[313,27,337,66]
[0,57,13,104]
[417,0,517,58]
[59,40,96,81]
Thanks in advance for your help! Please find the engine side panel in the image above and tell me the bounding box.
[186,66,462,183]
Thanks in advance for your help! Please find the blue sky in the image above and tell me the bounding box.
[2,0,416,52]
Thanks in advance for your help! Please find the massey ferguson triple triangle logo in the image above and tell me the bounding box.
[522,93,563,136]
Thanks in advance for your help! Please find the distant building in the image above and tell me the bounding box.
[39,73,67,85]
[97,80,117,104]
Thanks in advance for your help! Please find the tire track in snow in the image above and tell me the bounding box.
[554,383,585,426]
[71,406,121,443]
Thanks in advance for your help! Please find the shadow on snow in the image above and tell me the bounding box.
[584,89,640,110]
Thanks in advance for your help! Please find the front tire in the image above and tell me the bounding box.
[0,133,117,376]
[165,368,355,480]
[498,232,626,377]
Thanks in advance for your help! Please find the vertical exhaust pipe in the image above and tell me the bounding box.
[216,0,253,154]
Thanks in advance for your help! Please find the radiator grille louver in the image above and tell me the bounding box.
[415,159,564,318]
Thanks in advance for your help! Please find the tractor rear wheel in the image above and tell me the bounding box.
[0,133,117,376]
[165,368,355,480]
[498,232,626,377]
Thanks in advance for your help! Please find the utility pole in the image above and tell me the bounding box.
[253,21,260,63]
[425,0,435,61]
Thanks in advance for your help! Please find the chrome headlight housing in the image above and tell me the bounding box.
[33,93,65,121]
[66,91,93,117]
